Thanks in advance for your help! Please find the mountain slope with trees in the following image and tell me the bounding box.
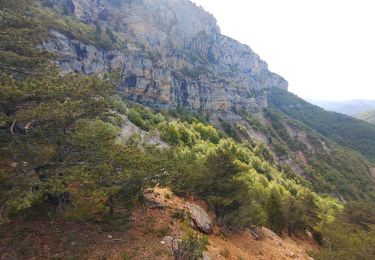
[1,0,375,259]
[267,89,375,163]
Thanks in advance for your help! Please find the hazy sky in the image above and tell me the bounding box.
[191,0,375,101]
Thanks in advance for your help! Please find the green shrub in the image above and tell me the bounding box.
[173,227,208,260]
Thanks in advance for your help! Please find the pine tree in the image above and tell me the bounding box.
[266,188,285,234]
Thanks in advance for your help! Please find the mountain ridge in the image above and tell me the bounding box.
[308,99,375,115]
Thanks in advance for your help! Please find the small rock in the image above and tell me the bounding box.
[161,236,174,246]
[287,251,296,258]
[186,203,213,234]
[108,235,113,239]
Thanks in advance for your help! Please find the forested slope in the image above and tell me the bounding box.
[267,88,375,163]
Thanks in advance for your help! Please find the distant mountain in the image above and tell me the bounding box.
[308,99,375,116]
[357,109,375,124]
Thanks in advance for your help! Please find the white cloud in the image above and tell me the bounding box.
[191,0,375,101]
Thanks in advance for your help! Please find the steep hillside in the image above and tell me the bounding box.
[2,0,375,259]
[37,0,375,199]
[356,109,375,124]
[0,187,317,260]
[267,89,375,163]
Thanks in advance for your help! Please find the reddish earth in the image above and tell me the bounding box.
[0,187,317,260]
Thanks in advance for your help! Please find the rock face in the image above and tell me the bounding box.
[43,0,288,112]
[186,202,213,234]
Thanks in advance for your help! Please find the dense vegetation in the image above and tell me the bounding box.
[316,201,375,259]
[267,88,375,163]
[1,1,375,259]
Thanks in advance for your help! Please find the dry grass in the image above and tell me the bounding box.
[0,187,317,260]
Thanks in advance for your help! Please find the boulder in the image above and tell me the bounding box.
[186,202,213,234]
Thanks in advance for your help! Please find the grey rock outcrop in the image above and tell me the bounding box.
[43,0,288,112]
[186,202,213,234]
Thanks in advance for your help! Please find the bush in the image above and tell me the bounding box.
[160,120,199,146]
[127,104,165,131]
[173,227,208,260]
[192,122,219,144]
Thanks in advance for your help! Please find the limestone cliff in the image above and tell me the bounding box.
[43,0,288,111]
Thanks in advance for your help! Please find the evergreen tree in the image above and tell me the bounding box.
[266,188,285,234]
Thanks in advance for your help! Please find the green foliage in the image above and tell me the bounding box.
[259,98,375,200]
[94,24,117,49]
[0,0,51,76]
[266,188,284,234]
[192,122,219,144]
[315,202,375,260]
[254,143,275,164]
[32,5,117,49]
[218,117,239,140]
[126,103,165,131]
[181,66,211,79]
[305,147,375,199]
[164,119,339,232]
[264,108,307,152]
[173,225,208,260]
[1,4,373,256]
[0,70,171,222]
[240,109,267,133]
[169,105,209,124]
[160,120,218,146]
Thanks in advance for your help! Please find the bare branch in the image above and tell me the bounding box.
[10,119,16,134]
